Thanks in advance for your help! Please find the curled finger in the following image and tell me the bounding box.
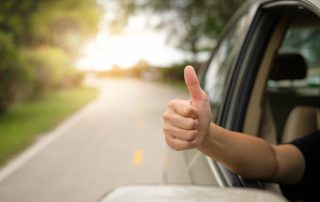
[165,135,194,151]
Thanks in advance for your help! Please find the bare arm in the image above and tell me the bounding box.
[199,123,305,183]
[163,65,305,184]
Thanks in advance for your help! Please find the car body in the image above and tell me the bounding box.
[100,185,286,202]
[102,0,320,201]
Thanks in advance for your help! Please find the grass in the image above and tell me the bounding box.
[0,87,98,166]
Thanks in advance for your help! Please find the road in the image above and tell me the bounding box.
[0,78,188,202]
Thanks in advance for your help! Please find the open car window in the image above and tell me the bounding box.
[269,23,320,90]
[265,10,320,140]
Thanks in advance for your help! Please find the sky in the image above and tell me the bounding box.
[76,2,188,71]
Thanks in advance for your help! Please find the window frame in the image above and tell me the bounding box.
[200,1,263,188]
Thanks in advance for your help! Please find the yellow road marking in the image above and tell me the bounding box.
[133,149,143,167]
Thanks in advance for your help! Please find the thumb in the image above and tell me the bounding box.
[184,65,205,101]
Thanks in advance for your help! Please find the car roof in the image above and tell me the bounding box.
[233,0,320,26]
[248,0,320,8]
[304,0,320,7]
[228,0,320,31]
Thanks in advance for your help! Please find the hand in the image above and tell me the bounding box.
[163,65,212,150]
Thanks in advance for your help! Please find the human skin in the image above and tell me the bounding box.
[163,65,305,184]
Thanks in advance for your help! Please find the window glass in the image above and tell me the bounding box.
[266,12,320,138]
[203,14,249,118]
[281,27,320,68]
[268,24,320,89]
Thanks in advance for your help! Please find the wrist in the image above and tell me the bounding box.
[197,122,216,152]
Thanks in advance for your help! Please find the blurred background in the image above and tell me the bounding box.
[0,0,242,201]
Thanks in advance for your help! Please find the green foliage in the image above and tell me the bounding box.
[111,0,243,58]
[155,61,204,92]
[157,61,203,81]
[0,32,29,114]
[0,0,102,114]
[0,0,101,48]
[98,60,151,78]
[0,87,98,166]
[20,47,76,96]
[30,0,101,53]
[0,0,36,45]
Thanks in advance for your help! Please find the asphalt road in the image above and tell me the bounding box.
[0,78,188,202]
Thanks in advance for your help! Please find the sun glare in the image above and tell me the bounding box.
[77,31,181,71]
[76,13,187,71]
[77,33,137,71]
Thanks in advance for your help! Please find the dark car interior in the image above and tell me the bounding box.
[267,52,320,143]
[267,12,320,144]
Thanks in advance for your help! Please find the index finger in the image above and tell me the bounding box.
[168,99,198,119]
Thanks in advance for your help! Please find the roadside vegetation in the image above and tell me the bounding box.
[0,0,101,166]
[0,0,101,114]
[94,60,203,92]
[0,87,98,166]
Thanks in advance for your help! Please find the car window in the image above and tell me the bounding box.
[268,25,320,90]
[265,12,320,139]
[203,13,249,120]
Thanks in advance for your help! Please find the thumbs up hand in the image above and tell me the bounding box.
[163,65,212,150]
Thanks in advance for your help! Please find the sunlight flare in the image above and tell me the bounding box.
[76,17,186,71]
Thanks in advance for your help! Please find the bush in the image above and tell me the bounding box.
[0,32,29,114]
[158,61,203,82]
[20,46,83,97]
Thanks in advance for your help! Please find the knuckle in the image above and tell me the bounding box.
[174,142,189,151]
[162,111,170,121]
[165,136,176,147]
[193,120,199,128]
[187,119,197,129]
[190,139,198,146]
[166,138,177,150]
[186,130,196,141]
[185,121,193,130]
[173,146,182,151]
[163,126,171,134]
[165,136,171,145]
[184,108,192,116]
[168,99,177,108]
[173,145,182,151]
[166,138,190,151]
[183,106,198,118]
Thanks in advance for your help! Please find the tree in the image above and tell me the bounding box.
[0,0,102,114]
[106,0,243,60]
[0,0,101,52]
[0,33,27,114]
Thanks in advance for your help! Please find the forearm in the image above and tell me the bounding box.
[197,123,279,181]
